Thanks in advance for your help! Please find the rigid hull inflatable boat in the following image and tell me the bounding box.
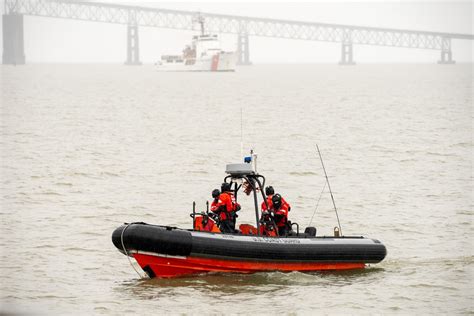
[112,153,387,278]
[112,223,386,278]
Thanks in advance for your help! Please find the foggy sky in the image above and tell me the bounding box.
[1,1,473,63]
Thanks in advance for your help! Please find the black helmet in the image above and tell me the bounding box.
[265,186,274,196]
[221,182,232,192]
[272,194,282,209]
[212,189,220,199]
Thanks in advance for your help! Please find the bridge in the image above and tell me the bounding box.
[3,0,474,65]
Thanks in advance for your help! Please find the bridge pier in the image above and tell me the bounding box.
[438,37,455,64]
[339,42,355,65]
[339,30,355,65]
[237,33,251,65]
[2,14,26,65]
[125,24,141,65]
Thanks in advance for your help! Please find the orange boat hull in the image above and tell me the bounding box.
[133,253,366,278]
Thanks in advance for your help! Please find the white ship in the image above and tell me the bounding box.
[155,18,236,72]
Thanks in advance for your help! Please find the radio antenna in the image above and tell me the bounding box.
[240,108,243,158]
[308,182,326,227]
[316,144,342,235]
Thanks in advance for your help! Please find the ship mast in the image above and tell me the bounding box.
[194,14,205,36]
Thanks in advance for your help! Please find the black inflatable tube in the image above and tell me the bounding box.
[112,224,192,257]
[112,223,387,263]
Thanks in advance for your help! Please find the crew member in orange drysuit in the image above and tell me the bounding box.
[260,186,291,236]
[261,186,275,211]
[210,189,221,213]
[269,193,291,236]
[211,183,240,233]
[261,186,291,212]
[259,186,276,236]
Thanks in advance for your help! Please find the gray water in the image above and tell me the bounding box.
[1,64,473,314]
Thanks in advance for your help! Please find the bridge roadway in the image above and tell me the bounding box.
[3,0,474,65]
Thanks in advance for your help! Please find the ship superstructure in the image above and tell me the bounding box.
[156,17,236,72]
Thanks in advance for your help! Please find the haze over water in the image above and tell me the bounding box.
[1,63,472,314]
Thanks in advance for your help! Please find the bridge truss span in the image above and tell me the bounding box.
[3,0,474,65]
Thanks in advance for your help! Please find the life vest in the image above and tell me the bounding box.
[210,199,220,212]
[270,196,291,228]
[282,197,291,212]
[211,198,227,221]
[213,192,239,221]
[239,224,258,235]
[273,204,289,227]
[227,192,240,212]
[194,215,221,233]
[261,194,273,211]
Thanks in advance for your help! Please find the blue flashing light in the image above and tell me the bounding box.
[244,156,252,163]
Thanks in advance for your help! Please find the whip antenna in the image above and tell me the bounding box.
[308,182,326,227]
[240,108,243,158]
[316,144,342,235]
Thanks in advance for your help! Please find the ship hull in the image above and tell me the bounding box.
[156,52,236,72]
